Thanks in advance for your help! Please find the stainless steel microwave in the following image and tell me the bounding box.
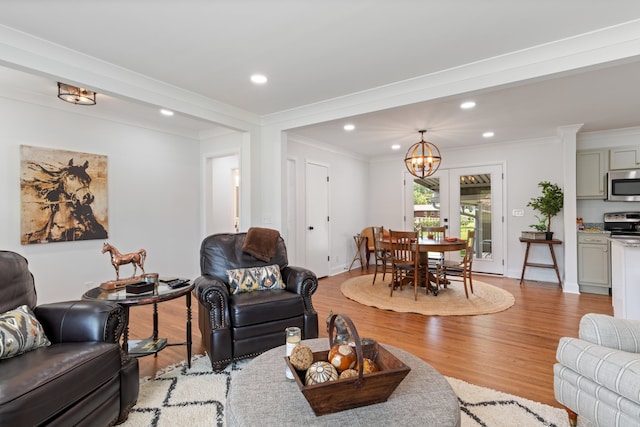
[607,170,640,201]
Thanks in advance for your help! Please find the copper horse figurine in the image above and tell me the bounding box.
[102,243,146,280]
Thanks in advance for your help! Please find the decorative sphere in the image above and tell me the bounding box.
[356,358,379,374]
[328,344,357,372]
[305,361,338,385]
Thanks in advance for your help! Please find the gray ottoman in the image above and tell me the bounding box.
[227,338,460,426]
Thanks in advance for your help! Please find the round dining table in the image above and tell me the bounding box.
[380,236,466,295]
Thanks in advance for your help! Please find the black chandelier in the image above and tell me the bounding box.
[404,130,442,178]
[57,82,97,105]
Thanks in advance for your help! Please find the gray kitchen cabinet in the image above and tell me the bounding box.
[577,149,607,199]
[609,146,640,170]
[577,233,611,295]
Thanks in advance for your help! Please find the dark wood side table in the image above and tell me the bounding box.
[519,237,562,286]
[82,281,194,367]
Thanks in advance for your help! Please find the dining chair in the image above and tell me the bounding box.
[388,230,423,300]
[371,226,392,285]
[360,227,375,270]
[422,226,447,268]
[436,230,476,298]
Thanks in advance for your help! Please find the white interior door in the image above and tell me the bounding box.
[404,164,504,275]
[306,162,330,278]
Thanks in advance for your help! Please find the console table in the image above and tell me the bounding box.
[519,237,562,286]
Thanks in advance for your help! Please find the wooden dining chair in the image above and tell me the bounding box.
[423,226,447,268]
[371,226,392,285]
[388,230,423,300]
[360,227,375,270]
[436,230,476,298]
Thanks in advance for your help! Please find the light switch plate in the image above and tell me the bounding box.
[512,209,524,217]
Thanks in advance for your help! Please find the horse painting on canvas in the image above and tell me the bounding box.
[20,146,108,244]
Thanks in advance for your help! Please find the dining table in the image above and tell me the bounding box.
[380,235,467,295]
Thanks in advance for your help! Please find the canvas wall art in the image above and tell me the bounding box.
[20,145,109,244]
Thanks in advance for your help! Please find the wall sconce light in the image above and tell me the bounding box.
[57,82,97,105]
[404,130,442,178]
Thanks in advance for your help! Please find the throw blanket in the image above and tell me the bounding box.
[242,227,280,262]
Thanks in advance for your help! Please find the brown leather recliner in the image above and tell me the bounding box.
[194,232,319,370]
[0,250,139,426]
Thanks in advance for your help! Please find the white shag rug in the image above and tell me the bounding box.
[120,355,594,427]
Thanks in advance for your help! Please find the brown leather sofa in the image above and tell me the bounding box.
[0,250,139,426]
[194,232,319,369]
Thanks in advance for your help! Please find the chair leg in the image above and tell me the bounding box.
[462,276,469,299]
[468,272,474,294]
[563,407,577,427]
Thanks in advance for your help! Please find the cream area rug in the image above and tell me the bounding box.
[340,274,515,316]
[120,355,592,427]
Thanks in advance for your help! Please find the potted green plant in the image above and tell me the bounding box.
[527,181,564,240]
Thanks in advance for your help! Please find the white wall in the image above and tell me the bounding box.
[287,135,369,275]
[0,98,201,303]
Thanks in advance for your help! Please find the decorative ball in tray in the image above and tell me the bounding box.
[284,313,411,416]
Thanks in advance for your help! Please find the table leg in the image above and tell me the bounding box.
[186,291,192,368]
[122,305,130,354]
[152,302,159,357]
[548,243,562,286]
[520,242,531,285]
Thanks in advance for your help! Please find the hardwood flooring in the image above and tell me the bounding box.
[128,269,612,408]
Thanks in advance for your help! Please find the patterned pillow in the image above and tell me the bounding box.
[227,265,286,294]
[0,304,51,359]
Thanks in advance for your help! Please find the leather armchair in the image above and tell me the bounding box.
[194,232,319,370]
[554,313,640,426]
[0,250,139,426]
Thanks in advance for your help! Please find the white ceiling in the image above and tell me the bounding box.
[2,1,640,157]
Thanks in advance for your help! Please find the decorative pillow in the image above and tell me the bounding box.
[227,265,286,294]
[0,304,51,359]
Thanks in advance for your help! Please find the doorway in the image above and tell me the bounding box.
[204,154,240,235]
[404,164,504,275]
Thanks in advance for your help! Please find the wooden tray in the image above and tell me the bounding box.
[284,314,411,416]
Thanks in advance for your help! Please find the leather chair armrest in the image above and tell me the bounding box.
[34,300,126,344]
[282,266,318,313]
[194,275,231,329]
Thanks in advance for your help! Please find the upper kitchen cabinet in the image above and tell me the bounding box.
[577,149,607,199]
[610,146,640,170]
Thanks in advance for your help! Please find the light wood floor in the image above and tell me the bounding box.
[128,268,612,408]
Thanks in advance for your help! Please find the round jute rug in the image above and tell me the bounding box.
[340,274,515,316]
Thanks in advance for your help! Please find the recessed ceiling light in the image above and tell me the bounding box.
[391,144,401,150]
[343,124,355,131]
[160,109,174,116]
[460,101,476,109]
[250,74,268,84]
[483,131,495,138]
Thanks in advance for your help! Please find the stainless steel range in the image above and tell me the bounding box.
[604,212,640,238]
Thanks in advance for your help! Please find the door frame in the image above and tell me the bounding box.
[404,163,505,275]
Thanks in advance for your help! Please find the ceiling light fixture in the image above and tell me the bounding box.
[250,74,268,84]
[460,101,476,109]
[343,124,355,131]
[391,144,401,150]
[483,131,495,138]
[57,82,96,105]
[160,109,174,116]
[404,130,442,178]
